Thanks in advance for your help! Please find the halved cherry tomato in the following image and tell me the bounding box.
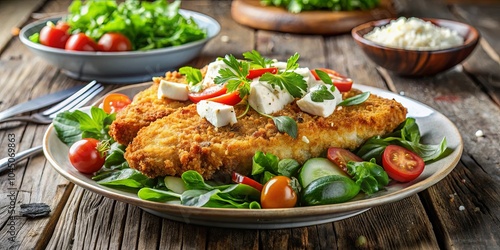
[206,91,242,106]
[39,22,70,49]
[68,138,105,174]
[97,32,132,52]
[188,85,228,103]
[102,93,132,114]
[261,176,297,209]
[247,67,278,79]
[327,147,363,174]
[65,33,98,51]
[232,172,263,191]
[311,68,353,92]
[382,145,425,182]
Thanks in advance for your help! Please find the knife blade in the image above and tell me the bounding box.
[0,85,83,121]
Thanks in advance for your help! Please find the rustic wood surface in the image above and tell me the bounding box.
[0,0,499,249]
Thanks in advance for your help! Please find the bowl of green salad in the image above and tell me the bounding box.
[19,0,220,84]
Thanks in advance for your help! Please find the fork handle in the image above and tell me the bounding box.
[0,115,51,125]
[0,145,43,173]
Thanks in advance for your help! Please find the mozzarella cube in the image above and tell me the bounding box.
[201,59,229,87]
[196,100,237,127]
[296,84,342,117]
[248,79,293,114]
[158,80,189,101]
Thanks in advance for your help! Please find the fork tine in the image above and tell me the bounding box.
[47,84,104,118]
[42,80,99,116]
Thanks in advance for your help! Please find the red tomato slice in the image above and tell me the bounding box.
[97,32,132,52]
[311,68,353,92]
[232,172,263,191]
[65,33,98,51]
[188,85,228,103]
[327,147,363,174]
[206,91,242,106]
[102,93,132,114]
[382,145,425,182]
[247,67,278,79]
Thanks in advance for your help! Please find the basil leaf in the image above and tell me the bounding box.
[311,85,336,102]
[277,159,301,177]
[272,116,298,139]
[181,189,219,207]
[252,151,279,176]
[338,92,370,106]
[347,159,389,194]
[181,170,215,190]
[95,168,153,189]
[314,69,333,85]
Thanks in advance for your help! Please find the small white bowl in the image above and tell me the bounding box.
[19,10,220,84]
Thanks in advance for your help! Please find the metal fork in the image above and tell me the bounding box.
[0,81,104,172]
[0,80,104,124]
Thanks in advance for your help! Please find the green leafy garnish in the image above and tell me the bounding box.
[179,66,203,92]
[338,92,370,106]
[347,159,389,194]
[261,0,380,13]
[243,50,274,68]
[314,69,334,85]
[356,118,448,162]
[214,54,251,98]
[252,151,301,184]
[259,53,307,98]
[53,106,115,145]
[311,85,336,102]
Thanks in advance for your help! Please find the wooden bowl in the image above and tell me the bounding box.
[351,18,480,76]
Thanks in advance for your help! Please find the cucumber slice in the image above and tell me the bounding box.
[164,176,187,194]
[301,175,360,205]
[298,158,348,188]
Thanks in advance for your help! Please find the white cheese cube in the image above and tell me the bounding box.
[158,80,189,101]
[296,84,342,117]
[201,59,229,87]
[248,80,293,114]
[196,100,237,127]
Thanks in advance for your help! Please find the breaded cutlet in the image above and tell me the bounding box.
[124,90,407,180]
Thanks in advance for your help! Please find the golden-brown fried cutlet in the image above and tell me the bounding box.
[109,71,191,145]
[124,90,407,180]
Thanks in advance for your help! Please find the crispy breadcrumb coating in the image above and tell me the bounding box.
[124,90,407,180]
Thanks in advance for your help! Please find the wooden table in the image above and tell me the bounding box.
[1,0,499,249]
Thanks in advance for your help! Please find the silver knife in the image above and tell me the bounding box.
[0,85,83,121]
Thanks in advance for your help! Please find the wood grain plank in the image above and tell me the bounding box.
[0,0,45,53]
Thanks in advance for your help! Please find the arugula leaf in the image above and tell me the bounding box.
[310,85,336,102]
[179,66,203,92]
[53,107,115,145]
[338,92,370,106]
[243,50,273,68]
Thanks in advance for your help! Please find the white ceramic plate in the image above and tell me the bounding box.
[43,83,462,229]
[20,10,220,84]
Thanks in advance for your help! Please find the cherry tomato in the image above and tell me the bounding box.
[247,67,278,79]
[327,147,363,174]
[102,93,132,114]
[68,138,105,174]
[261,176,297,209]
[206,91,242,106]
[39,22,70,49]
[188,85,228,103]
[382,145,425,182]
[311,68,353,92]
[65,33,98,51]
[232,172,263,191]
[97,32,132,52]
[55,22,70,32]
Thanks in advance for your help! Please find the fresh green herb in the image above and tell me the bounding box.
[356,118,448,162]
[346,159,389,194]
[214,54,251,98]
[94,168,155,190]
[259,53,307,98]
[179,66,203,92]
[138,188,181,202]
[310,85,336,102]
[243,50,274,68]
[261,0,381,13]
[314,69,334,85]
[338,92,370,106]
[53,106,115,145]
